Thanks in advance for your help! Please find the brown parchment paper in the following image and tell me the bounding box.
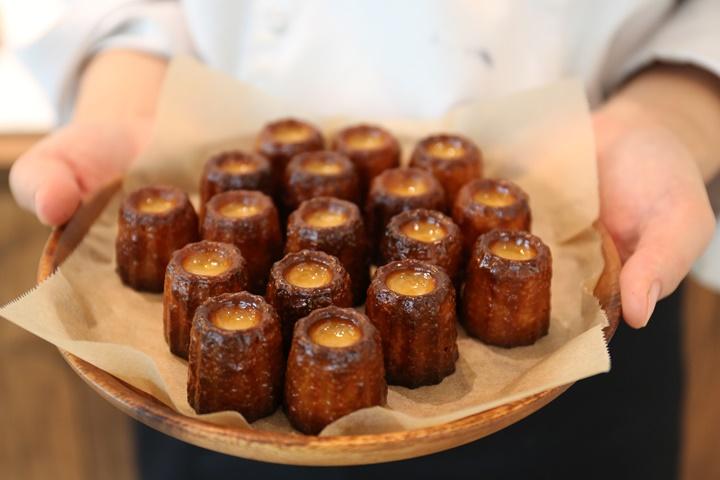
[1,56,610,436]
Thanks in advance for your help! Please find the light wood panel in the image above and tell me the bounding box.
[0,171,137,480]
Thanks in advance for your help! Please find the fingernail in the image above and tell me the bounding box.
[643,280,662,327]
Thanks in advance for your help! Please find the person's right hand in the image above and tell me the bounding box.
[10,120,151,226]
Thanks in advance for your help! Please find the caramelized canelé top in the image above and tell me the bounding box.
[200,150,273,202]
[256,118,324,160]
[472,229,551,278]
[121,185,195,226]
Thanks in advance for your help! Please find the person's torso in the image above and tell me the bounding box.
[182,0,674,118]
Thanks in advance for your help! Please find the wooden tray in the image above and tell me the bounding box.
[37,186,621,466]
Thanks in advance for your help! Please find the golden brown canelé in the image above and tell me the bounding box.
[380,209,463,282]
[201,190,282,294]
[266,249,353,347]
[282,151,360,212]
[187,292,283,421]
[332,124,400,198]
[366,259,458,388]
[116,185,198,292]
[462,229,551,347]
[452,178,531,255]
[284,306,386,435]
[410,133,482,204]
[365,167,446,248]
[163,241,248,358]
[285,197,369,305]
[255,118,325,190]
[199,150,273,217]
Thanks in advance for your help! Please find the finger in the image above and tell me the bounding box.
[10,150,82,226]
[620,201,715,328]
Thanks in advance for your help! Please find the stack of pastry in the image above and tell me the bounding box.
[114,117,552,435]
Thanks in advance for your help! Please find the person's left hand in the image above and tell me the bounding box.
[593,99,715,328]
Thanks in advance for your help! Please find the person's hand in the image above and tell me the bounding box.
[10,120,151,225]
[594,99,715,328]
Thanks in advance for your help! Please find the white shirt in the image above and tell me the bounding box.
[18,0,720,288]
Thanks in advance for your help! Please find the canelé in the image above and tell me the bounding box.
[410,133,482,203]
[199,150,272,217]
[163,241,248,358]
[187,292,283,421]
[201,190,282,293]
[365,167,445,248]
[285,197,369,304]
[366,259,458,388]
[452,178,531,255]
[265,249,353,347]
[380,208,463,282]
[116,185,198,292]
[332,124,400,199]
[255,118,324,190]
[462,229,551,347]
[282,151,360,212]
[284,306,386,434]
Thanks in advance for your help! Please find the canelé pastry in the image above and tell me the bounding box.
[332,124,400,198]
[187,292,283,421]
[201,190,282,293]
[366,259,458,388]
[163,241,248,358]
[199,150,272,217]
[282,151,360,212]
[266,250,353,347]
[255,118,324,189]
[462,229,551,347]
[284,306,386,434]
[116,185,198,292]
[452,178,531,255]
[380,209,463,282]
[285,197,369,304]
[410,133,482,203]
[365,167,445,248]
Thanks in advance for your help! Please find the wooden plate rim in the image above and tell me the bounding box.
[37,212,621,465]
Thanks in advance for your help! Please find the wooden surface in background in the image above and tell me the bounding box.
[681,277,720,480]
[0,133,44,167]
[0,171,137,480]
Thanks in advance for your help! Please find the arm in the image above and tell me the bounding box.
[594,64,719,327]
[10,50,168,225]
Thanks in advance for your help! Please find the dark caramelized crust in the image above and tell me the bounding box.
[116,185,198,292]
[199,150,272,217]
[266,250,353,348]
[286,197,369,304]
[255,118,324,190]
[163,241,248,358]
[366,260,458,388]
[282,151,360,212]
[332,124,400,198]
[284,306,386,434]
[380,209,463,282]
[452,178,531,255]
[365,167,446,248]
[462,230,551,347]
[201,190,282,293]
[187,292,283,421]
[410,133,482,203]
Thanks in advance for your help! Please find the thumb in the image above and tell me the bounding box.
[619,203,715,328]
[10,148,82,226]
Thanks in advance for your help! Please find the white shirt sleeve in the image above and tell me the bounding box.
[611,0,720,86]
[19,0,194,122]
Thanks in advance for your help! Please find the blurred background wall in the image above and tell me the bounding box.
[0,2,136,479]
[0,2,717,480]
